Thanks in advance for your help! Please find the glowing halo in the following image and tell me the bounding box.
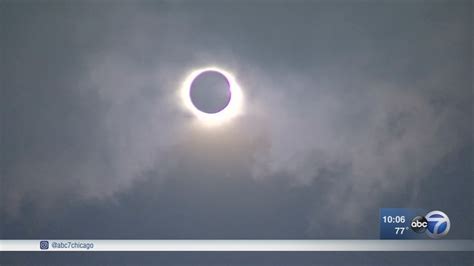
[181,66,243,126]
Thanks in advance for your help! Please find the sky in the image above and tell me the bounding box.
[1,0,472,264]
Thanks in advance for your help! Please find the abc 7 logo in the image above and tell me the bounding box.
[410,216,428,233]
[411,210,450,239]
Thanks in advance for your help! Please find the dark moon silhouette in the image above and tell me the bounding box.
[190,71,231,114]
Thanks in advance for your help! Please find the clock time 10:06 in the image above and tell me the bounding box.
[382,216,405,224]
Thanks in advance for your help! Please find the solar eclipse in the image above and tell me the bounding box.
[181,67,243,126]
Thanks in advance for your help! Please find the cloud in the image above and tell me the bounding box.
[1,2,471,240]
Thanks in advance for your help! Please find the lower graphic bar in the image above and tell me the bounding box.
[1,240,473,252]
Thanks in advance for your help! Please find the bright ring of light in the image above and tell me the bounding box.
[181,67,243,126]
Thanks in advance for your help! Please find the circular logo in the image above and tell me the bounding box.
[425,210,450,239]
[410,216,428,233]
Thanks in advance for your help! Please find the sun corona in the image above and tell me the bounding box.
[181,67,243,126]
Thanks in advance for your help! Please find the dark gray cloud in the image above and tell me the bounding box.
[1,0,472,250]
